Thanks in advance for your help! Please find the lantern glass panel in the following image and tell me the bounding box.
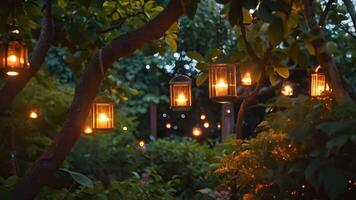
[92,103,114,130]
[311,66,330,97]
[170,75,192,111]
[209,64,237,102]
[0,39,29,75]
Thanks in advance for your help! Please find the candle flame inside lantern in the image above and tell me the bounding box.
[215,79,228,96]
[7,55,17,64]
[175,93,188,106]
[98,113,109,122]
[282,85,293,96]
[241,72,252,86]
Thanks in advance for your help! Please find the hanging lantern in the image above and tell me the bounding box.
[0,28,29,76]
[92,99,114,131]
[281,81,294,96]
[311,65,330,97]
[209,63,237,103]
[169,75,192,111]
[241,72,252,86]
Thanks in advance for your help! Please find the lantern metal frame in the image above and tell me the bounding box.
[91,98,115,132]
[209,63,237,103]
[0,28,29,76]
[310,65,330,97]
[169,74,192,111]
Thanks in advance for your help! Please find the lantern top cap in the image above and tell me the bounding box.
[170,74,191,83]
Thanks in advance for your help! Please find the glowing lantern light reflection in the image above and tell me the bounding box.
[281,82,293,96]
[83,126,93,135]
[241,72,252,86]
[166,123,172,129]
[200,114,206,120]
[203,122,210,128]
[139,140,145,147]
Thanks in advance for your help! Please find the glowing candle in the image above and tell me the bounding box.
[281,84,293,96]
[175,93,188,106]
[241,72,252,86]
[215,79,228,96]
[97,112,110,128]
[139,140,145,147]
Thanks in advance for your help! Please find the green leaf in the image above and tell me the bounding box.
[0,186,10,200]
[267,17,284,46]
[195,63,209,71]
[274,65,290,79]
[165,35,177,52]
[305,42,315,55]
[112,12,120,20]
[196,73,208,86]
[186,51,206,63]
[242,8,252,24]
[318,166,347,200]
[317,120,356,137]
[326,134,349,152]
[208,49,222,61]
[60,168,93,188]
[269,73,278,86]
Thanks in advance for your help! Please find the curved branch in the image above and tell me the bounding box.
[11,0,188,199]
[0,0,53,113]
[319,0,335,27]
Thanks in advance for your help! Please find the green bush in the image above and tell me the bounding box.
[216,96,356,200]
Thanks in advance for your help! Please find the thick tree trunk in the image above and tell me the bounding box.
[11,0,187,199]
[0,0,53,113]
[303,0,354,104]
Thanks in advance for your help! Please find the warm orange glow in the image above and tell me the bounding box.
[170,75,192,111]
[92,102,114,130]
[139,140,145,147]
[281,84,293,96]
[209,64,237,102]
[241,72,252,86]
[311,66,330,97]
[192,127,202,137]
[6,71,19,76]
[11,29,20,34]
[83,126,93,135]
[203,122,210,128]
[217,123,221,129]
[29,111,38,119]
[226,109,231,114]
[200,114,206,120]
[166,123,172,129]
[7,55,18,64]
[214,79,228,96]
[175,93,188,106]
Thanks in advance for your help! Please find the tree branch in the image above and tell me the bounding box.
[343,0,356,28]
[11,0,188,199]
[303,0,353,104]
[0,0,53,113]
[319,0,335,26]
